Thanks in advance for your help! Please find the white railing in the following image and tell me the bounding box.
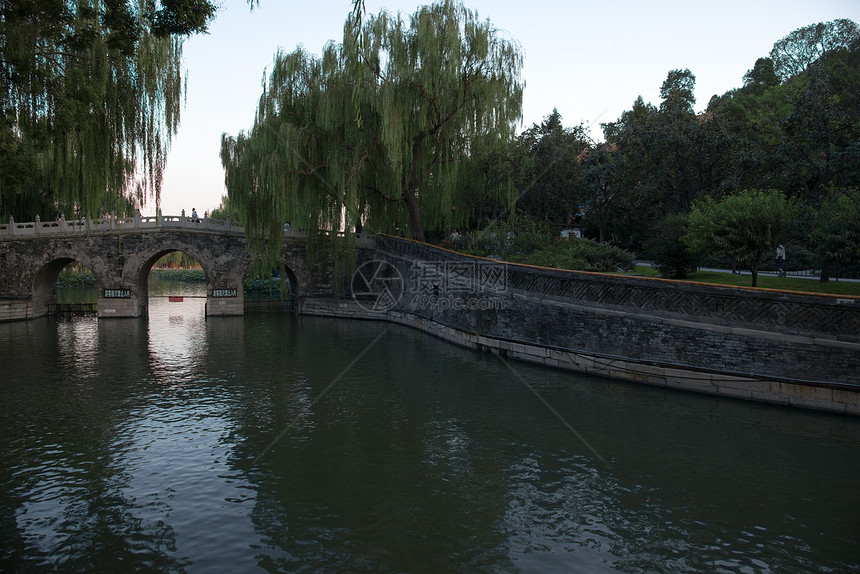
[0,214,248,237]
[0,214,372,243]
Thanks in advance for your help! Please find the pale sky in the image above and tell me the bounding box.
[153,0,860,217]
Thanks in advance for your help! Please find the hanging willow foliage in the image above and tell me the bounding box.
[221,0,524,265]
[0,0,213,221]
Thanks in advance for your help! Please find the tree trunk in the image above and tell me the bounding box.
[751,268,758,287]
[402,188,425,242]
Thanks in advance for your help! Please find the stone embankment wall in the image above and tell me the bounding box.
[303,235,860,415]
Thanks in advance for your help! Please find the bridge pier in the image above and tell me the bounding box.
[97,293,144,318]
[0,297,33,322]
[1,217,356,323]
[205,289,245,317]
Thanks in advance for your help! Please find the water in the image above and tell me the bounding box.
[1,281,859,572]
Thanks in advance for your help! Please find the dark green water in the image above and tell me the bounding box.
[1,282,859,572]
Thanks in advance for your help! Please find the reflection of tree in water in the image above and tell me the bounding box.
[3,310,859,571]
[223,319,860,572]
[223,320,515,571]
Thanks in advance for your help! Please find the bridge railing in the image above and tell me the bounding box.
[0,215,381,245]
[0,215,383,248]
[0,214,248,237]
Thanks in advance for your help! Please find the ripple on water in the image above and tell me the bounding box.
[2,312,860,573]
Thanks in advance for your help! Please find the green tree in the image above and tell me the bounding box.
[645,213,698,279]
[782,41,860,198]
[598,96,664,249]
[457,132,528,230]
[742,57,780,94]
[209,194,241,221]
[0,0,221,221]
[706,74,795,194]
[684,189,798,287]
[769,18,860,81]
[656,68,712,213]
[710,34,860,202]
[221,0,524,245]
[808,187,860,282]
[578,143,624,244]
[516,109,589,224]
[595,70,732,253]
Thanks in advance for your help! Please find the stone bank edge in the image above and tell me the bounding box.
[300,237,860,417]
[302,298,860,416]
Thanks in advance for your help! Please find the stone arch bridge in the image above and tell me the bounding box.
[0,214,372,321]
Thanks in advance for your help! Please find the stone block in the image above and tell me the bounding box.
[832,388,860,408]
[718,386,753,399]
[845,402,860,416]
[752,390,789,405]
[789,396,844,414]
[780,383,833,403]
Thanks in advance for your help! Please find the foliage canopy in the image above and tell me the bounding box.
[221,0,524,249]
[808,187,860,271]
[0,0,222,221]
[684,189,798,286]
[769,18,860,81]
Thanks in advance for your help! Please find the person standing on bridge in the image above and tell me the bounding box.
[191,208,199,223]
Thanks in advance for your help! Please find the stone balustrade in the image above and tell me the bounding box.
[0,214,247,237]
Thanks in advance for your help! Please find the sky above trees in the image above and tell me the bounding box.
[155,0,858,218]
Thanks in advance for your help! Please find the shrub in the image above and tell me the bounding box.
[646,213,699,278]
[243,278,289,297]
[509,238,634,272]
[464,212,554,257]
[150,268,205,282]
[58,268,95,286]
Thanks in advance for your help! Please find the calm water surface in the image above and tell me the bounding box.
[1,282,859,573]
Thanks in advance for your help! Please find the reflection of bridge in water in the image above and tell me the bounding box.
[1,214,368,321]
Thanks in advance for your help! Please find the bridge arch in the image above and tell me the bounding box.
[243,253,303,311]
[280,247,308,297]
[123,235,246,316]
[1,217,347,321]
[132,245,212,303]
[28,249,107,317]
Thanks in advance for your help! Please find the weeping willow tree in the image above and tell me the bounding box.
[221,0,524,252]
[0,0,218,221]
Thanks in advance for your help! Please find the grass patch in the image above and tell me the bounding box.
[628,265,661,277]
[689,272,860,295]
[620,266,860,296]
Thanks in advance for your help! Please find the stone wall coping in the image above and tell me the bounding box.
[375,234,859,306]
[375,234,860,341]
